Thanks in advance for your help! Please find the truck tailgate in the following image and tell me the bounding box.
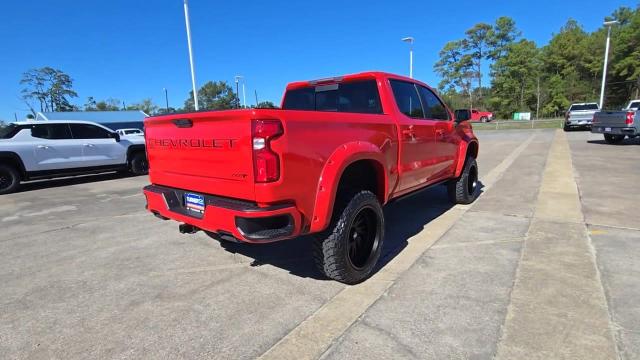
[568,110,596,122]
[593,111,633,127]
[144,110,255,200]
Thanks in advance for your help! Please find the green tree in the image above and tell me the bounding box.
[489,40,540,118]
[463,23,493,93]
[184,81,238,111]
[127,98,158,115]
[256,101,277,109]
[488,16,521,60]
[20,67,78,115]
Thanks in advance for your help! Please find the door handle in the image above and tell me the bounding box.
[83,144,95,147]
[37,145,50,149]
[402,126,416,140]
[435,129,445,137]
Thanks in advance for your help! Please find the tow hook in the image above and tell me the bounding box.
[179,223,200,234]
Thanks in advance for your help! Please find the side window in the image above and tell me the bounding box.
[70,124,112,139]
[31,124,73,140]
[418,87,450,120]
[282,87,315,110]
[389,80,424,118]
[337,80,382,114]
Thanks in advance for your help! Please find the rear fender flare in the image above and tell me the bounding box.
[310,141,388,233]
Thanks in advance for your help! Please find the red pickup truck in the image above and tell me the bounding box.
[143,72,479,284]
[469,109,494,122]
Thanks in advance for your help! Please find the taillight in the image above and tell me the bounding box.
[626,111,635,125]
[252,119,283,182]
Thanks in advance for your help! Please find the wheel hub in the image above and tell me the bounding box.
[347,207,378,270]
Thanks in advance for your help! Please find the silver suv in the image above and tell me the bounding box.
[0,120,147,194]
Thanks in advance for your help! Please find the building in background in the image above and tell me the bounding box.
[35,111,148,131]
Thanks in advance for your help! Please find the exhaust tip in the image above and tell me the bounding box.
[179,223,200,234]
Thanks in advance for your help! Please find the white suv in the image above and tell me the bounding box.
[0,120,147,194]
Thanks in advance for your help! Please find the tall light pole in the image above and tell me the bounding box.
[599,20,619,110]
[163,88,169,113]
[401,37,414,78]
[183,0,199,110]
[234,75,243,108]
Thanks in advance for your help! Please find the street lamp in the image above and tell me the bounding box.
[183,0,199,110]
[599,20,619,109]
[234,75,244,108]
[401,37,414,78]
[163,88,169,113]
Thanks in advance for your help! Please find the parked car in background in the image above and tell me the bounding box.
[564,102,599,131]
[0,120,148,194]
[469,109,493,122]
[143,71,480,284]
[116,128,144,137]
[591,99,640,144]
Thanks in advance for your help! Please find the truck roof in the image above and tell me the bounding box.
[286,71,431,91]
[10,120,106,126]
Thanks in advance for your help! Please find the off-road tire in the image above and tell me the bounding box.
[313,190,384,284]
[130,152,149,175]
[0,164,21,195]
[604,134,625,144]
[447,157,479,205]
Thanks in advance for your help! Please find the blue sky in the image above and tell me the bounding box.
[0,0,635,120]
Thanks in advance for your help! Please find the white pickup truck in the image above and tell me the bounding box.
[0,120,147,194]
[591,100,640,144]
[564,102,600,131]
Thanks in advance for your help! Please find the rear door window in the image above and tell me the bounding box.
[417,86,450,120]
[31,124,73,140]
[389,79,424,118]
[282,80,382,114]
[69,124,112,139]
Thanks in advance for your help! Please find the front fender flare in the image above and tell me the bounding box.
[454,138,479,178]
[309,141,388,233]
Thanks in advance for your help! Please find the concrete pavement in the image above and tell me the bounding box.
[0,129,638,359]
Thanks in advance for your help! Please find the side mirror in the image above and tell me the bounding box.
[112,132,121,142]
[454,109,471,123]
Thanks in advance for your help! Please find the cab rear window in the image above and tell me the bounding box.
[282,80,382,114]
[569,104,599,111]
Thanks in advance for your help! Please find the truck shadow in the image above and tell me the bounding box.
[587,138,639,146]
[218,184,464,281]
[15,172,143,194]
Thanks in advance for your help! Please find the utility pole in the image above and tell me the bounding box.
[536,76,540,120]
[242,82,247,108]
[401,37,414,78]
[163,88,169,113]
[599,20,619,109]
[234,75,243,108]
[255,90,259,106]
[184,0,199,110]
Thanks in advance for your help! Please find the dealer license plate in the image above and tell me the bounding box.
[605,127,611,132]
[184,193,205,214]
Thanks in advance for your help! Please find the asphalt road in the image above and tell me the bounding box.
[0,129,638,359]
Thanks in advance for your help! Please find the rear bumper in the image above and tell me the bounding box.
[566,119,592,127]
[591,126,638,136]
[143,184,302,243]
